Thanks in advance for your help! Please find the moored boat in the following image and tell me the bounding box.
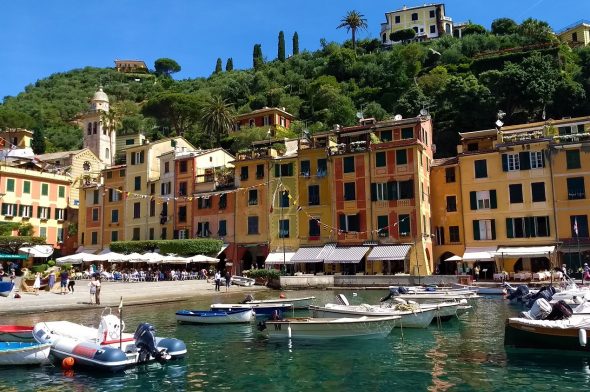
[210,303,293,319]
[0,326,34,342]
[0,341,51,365]
[176,308,254,324]
[451,283,507,295]
[0,282,14,297]
[259,315,400,339]
[309,303,436,328]
[230,276,255,287]
[504,316,590,352]
[241,294,315,309]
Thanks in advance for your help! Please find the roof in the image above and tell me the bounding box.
[385,3,444,14]
[557,20,590,35]
[366,245,411,261]
[114,59,147,66]
[432,157,458,167]
[235,107,295,120]
[459,129,498,140]
[36,149,84,161]
[92,87,109,103]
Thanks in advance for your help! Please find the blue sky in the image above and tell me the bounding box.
[1,0,588,100]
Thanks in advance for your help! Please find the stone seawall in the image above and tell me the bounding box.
[279,275,463,289]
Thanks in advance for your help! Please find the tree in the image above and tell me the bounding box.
[154,58,181,78]
[214,58,222,74]
[518,18,555,44]
[390,28,416,43]
[0,108,35,130]
[462,23,487,36]
[491,18,518,35]
[142,93,202,136]
[225,58,234,71]
[31,127,46,154]
[337,10,368,51]
[253,44,264,70]
[200,95,235,145]
[278,31,286,62]
[293,32,299,55]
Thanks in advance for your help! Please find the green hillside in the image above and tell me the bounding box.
[1,17,589,157]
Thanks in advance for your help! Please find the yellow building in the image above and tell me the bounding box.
[102,165,127,245]
[380,3,453,45]
[233,107,294,134]
[558,21,590,47]
[114,59,148,73]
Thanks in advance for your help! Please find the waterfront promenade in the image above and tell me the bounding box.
[0,278,268,315]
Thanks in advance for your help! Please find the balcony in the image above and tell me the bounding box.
[236,148,277,161]
[327,141,368,156]
[195,168,235,193]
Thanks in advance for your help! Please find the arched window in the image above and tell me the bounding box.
[87,123,92,135]
[93,122,97,134]
[105,148,110,159]
[382,33,387,43]
[102,121,106,135]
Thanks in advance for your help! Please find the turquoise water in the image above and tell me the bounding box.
[1,290,590,391]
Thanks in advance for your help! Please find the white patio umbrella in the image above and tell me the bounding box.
[161,254,190,264]
[55,253,88,265]
[120,252,144,263]
[93,251,126,263]
[142,252,165,264]
[190,254,220,264]
[445,255,463,261]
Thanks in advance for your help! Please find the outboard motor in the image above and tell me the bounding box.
[381,287,400,302]
[546,300,573,320]
[241,294,255,304]
[134,323,170,364]
[507,285,529,302]
[525,286,557,308]
[521,298,552,320]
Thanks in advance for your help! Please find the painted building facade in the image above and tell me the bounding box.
[233,107,294,134]
[558,21,590,47]
[380,3,453,45]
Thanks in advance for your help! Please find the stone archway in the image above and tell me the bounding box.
[438,252,457,275]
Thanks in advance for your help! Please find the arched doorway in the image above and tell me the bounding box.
[438,252,457,275]
[514,257,550,273]
[242,250,253,270]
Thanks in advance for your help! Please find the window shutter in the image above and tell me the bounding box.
[339,214,346,231]
[473,220,480,240]
[274,164,280,177]
[197,198,202,209]
[64,209,68,221]
[470,191,477,210]
[370,183,377,201]
[490,190,497,209]
[37,206,42,218]
[491,220,496,240]
[506,218,513,238]
[407,180,414,199]
[501,154,508,172]
[173,230,179,239]
[131,153,136,165]
[519,152,530,170]
[18,205,24,216]
[47,207,52,219]
[524,217,533,238]
[288,163,294,176]
[389,181,398,200]
[541,150,546,167]
[1,204,7,215]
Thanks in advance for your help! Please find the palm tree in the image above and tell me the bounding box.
[200,96,235,145]
[337,10,368,51]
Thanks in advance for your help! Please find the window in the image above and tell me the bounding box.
[130,151,145,165]
[530,151,544,169]
[571,215,589,238]
[197,197,211,209]
[445,167,455,183]
[279,191,290,207]
[344,182,356,201]
[177,229,188,240]
[308,185,320,205]
[161,228,167,240]
[339,214,360,232]
[377,215,389,237]
[396,149,407,165]
[87,123,92,135]
[573,32,578,42]
[343,157,355,173]
[279,219,290,238]
[41,183,49,196]
[120,169,125,177]
[308,218,321,237]
[179,160,188,173]
[449,226,460,243]
[164,162,170,173]
[57,228,64,243]
[507,154,520,171]
[275,163,294,177]
[317,159,327,177]
[58,186,65,198]
[300,160,311,177]
[509,184,523,204]
[473,219,495,240]
[375,152,386,167]
[111,209,119,223]
[567,150,581,170]
[111,231,119,242]
[430,25,436,34]
[380,130,392,142]
[161,182,171,195]
[436,227,445,245]
[149,199,156,217]
[248,189,258,205]
[91,208,98,222]
[398,180,414,199]
[475,190,491,209]
[55,208,66,221]
[93,122,97,134]
[133,202,141,219]
[411,12,418,20]
[559,124,585,134]
[467,143,478,152]
[18,205,32,218]
[23,181,31,194]
[398,214,410,236]
[567,177,586,200]
[6,179,15,192]
[132,228,140,241]
[1,203,17,217]
[247,216,259,234]
[395,15,400,23]
[375,183,388,201]
[474,160,487,178]
[256,164,264,179]
[81,233,85,245]
[91,232,98,245]
[134,176,141,191]
[219,194,227,209]
[400,127,414,139]
[150,183,155,195]
[108,188,118,202]
[446,196,457,212]
[126,139,135,146]
[240,166,249,181]
[93,190,99,204]
[106,171,113,179]
[219,220,227,237]
[178,181,187,196]
[429,9,435,17]
[531,182,546,202]
[197,222,210,237]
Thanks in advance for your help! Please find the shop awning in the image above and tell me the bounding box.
[496,246,555,258]
[462,247,496,262]
[324,246,369,264]
[291,247,324,263]
[265,252,296,265]
[217,244,229,256]
[0,254,28,260]
[366,245,412,261]
[19,245,54,258]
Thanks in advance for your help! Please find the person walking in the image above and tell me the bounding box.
[94,275,102,305]
[214,271,221,291]
[32,272,41,295]
[48,270,56,292]
[88,276,97,304]
[67,276,76,294]
[583,263,590,285]
[225,270,231,292]
[59,269,69,295]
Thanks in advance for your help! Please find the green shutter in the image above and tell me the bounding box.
[473,220,480,240]
[339,214,346,231]
[59,186,65,198]
[541,150,546,167]
[274,164,280,177]
[23,181,30,194]
[1,204,7,215]
[470,191,477,210]
[506,218,513,238]
[41,183,48,196]
[490,190,497,209]
[501,154,508,172]
[47,207,51,219]
[519,152,530,170]
[388,182,398,200]
[370,183,377,201]
[37,206,41,218]
[6,179,15,192]
[491,219,496,240]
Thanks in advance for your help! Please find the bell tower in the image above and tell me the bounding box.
[82,86,116,166]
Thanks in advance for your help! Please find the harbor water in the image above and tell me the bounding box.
[1,289,590,391]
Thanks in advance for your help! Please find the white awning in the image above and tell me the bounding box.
[462,247,496,262]
[291,247,324,263]
[324,247,369,264]
[19,245,54,258]
[496,246,555,258]
[366,245,412,261]
[265,252,296,265]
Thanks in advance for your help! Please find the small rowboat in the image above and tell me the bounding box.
[0,326,34,342]
[0,342,51,365]
[176,309,254,324]
[0,282,14,297]
[244,296,316,309]
[211,303,293,319]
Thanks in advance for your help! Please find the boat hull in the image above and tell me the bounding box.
[262,316,399,339]
[247,296,315,309]
[0,326,34,342]
[211,303,293,318]
[504,318,590,352]
[0,282,14,297]
[309,305,435,328]
[176,309,254,324]
[0,342,50,365]
[231,276,255,287]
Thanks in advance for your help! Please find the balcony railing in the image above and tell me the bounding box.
[327,141,368,156]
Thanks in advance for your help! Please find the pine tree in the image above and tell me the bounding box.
[225,58,234,71]
[293,32,299,55]
[31,128,46,154]
[278,31,286,62]
[214,58,222,74]
[253,44,263,70]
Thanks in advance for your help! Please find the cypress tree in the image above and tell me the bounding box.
[31,128,46,154]
[278,31,286,62]
[214,58,222,74]
[293,32,299,55]
[253,44,263,70]
[225,58,234,71]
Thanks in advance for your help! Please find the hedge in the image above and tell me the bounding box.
[109,239,222,256]
[244,269,280,280]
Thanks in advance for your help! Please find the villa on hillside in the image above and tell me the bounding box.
[558,20,590,47]
[114,59,148,73]
[232,107,295,135]
[380,3,454,45]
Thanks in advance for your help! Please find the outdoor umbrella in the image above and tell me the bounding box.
[190,255,219,264]
[161,254,190,264]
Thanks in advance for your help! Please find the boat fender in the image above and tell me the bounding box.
[288,325,291,338]
[580,329,587,347]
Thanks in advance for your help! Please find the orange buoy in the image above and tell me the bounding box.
[63,369,75,378]
[279,293,286,299]
[62,356,75,369]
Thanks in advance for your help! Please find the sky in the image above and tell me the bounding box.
[1,0,589,100]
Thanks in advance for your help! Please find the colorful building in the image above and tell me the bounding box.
[114,59,148,73]
[558,20,590,47]
[233,107,294,134]
[380,3,453,45]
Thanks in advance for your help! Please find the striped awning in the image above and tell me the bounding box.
[265,252,296,264]
[366,245,411,261]
[291,247,324,263]
[324,246,369,264]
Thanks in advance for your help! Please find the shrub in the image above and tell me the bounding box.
[245,269,281,280]
[47,260,56,267]
[32,264,48,273]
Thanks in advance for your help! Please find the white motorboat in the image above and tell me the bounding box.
[383,287,479,304]
[241,294,316,309]
[0,342,51,365]
[310,303,436,328]
[451,283,507,295]
[259,315,400,339]
[230,276,255,287]
[211,303,294,319]
[176,308,254,324]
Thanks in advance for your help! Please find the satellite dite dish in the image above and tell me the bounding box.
[419,108,428,116]
[394,114,403,121]
[356,111,364,119]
